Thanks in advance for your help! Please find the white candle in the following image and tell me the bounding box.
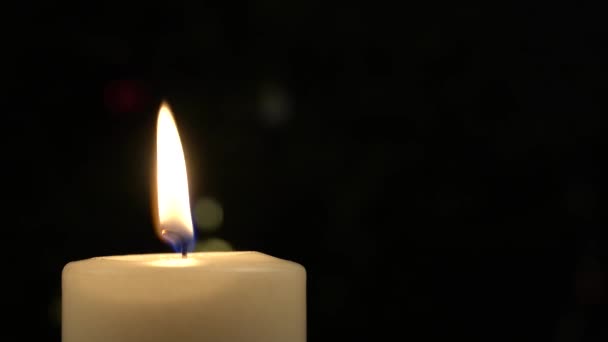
[62,252,306,342]
[62,102,306,342]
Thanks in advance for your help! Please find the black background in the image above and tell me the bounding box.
[4,2,607,341]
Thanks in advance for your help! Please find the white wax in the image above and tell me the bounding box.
[62,251,306,342]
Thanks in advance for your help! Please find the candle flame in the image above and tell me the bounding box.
[155,101,194,253]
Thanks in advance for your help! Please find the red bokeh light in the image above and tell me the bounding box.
[104,80,148,114]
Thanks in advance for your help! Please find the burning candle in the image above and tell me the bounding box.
[62,102,306,342]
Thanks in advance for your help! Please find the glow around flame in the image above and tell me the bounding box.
[156,101,194,253]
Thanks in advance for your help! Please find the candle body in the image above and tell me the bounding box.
[62,252,306,342]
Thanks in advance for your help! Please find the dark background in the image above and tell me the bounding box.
[3,2,607,341]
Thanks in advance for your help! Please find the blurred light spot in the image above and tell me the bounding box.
[576,255,606,305]
[576,270,605,305]
[49,296,61,325]
[193,197,224,232]
[103,79,148,114]
[195,238,233,252]
[258,83,291,127]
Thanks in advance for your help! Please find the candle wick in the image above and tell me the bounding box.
[181,242,188,259]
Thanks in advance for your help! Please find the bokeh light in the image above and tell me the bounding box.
[194,238,233,252]
[193,197,224,232]
[103,79,148,113]
[258,83,291,127]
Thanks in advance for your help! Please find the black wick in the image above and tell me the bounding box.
[161,229,190,258]
[181,242,188,259]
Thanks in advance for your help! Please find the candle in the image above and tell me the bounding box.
[62,102,306,342]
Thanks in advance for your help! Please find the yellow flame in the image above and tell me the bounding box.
[155,101,194,245]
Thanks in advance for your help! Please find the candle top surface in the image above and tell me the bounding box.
[64,251,304,276]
